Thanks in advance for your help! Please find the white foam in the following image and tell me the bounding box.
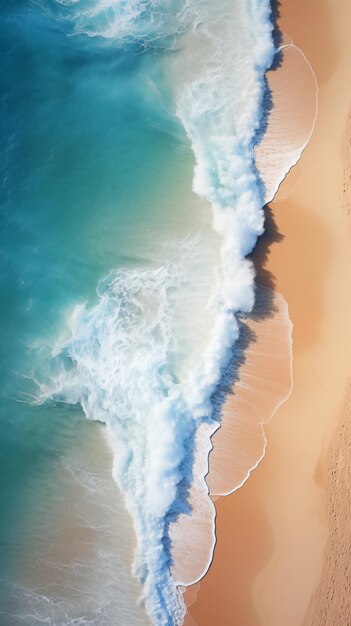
[170,27,317,605]
[38,256,217,625]
[170,421,218,587]
[47,0,192,44]
[34,1,282,624]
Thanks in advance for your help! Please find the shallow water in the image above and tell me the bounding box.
[255,40,318,202]
[0,3,216,623]
[0,1,298,625]
[0,415,152,625]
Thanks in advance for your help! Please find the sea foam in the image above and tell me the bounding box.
[36,1,277,625]
[41,0,192,44]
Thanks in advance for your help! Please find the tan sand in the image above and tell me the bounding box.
[208,287,293,498]
[303,382,351,626]
[185,0,351,624]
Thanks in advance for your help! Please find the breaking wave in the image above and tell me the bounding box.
[31,1,313,624]
[33,0,192,45]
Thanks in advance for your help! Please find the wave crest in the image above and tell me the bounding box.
[34,1,278,624]
[37,250,229,624]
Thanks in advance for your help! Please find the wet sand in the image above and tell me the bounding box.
[185,0,351,624]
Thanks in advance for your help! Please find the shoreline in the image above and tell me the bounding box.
[181,17,317,606]
[185,0,351,624]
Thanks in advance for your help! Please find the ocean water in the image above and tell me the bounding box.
[0,1,307,625]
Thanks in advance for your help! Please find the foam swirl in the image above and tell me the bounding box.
[35,1,277,624]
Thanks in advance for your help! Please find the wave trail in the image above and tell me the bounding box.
[38,0,192,45]
[173,30,317,607]
[34,1,276,625]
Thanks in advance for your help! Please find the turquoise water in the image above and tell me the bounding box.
[0,1,275,625]
[0,2,212,622]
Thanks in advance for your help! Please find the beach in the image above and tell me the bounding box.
[2,2,350,624]
[0,4,280,624]
[185,0,351,624]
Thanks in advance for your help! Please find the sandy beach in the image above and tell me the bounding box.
[185,0,351,624]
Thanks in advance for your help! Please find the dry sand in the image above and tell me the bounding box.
[185,0,351,624]
[303,382,351,626]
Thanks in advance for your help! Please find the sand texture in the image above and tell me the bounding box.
[185,0,351,624]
